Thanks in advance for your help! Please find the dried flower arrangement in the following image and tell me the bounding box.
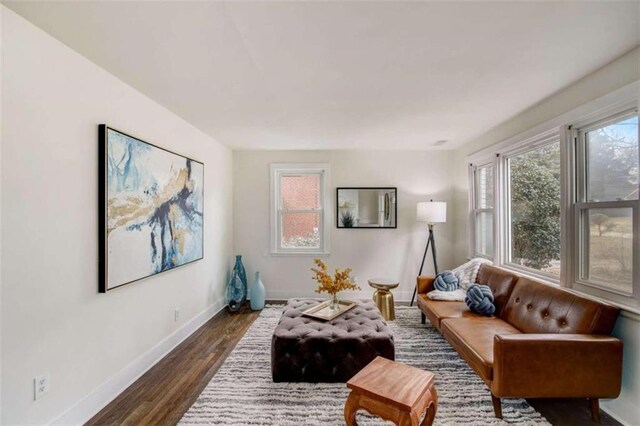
[311,258,360,298]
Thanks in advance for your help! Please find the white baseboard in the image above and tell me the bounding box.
[53,298,227,425]
[601,399,635,426]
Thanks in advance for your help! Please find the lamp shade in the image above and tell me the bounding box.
[416,201,447,223]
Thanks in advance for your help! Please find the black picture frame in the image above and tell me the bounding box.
[98,124,205,293]
[336,187,398,229]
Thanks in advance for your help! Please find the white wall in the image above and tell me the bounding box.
[451,47,640,425]
[0,6,4,418]
[1,7,233,424]
[234,150,455,302]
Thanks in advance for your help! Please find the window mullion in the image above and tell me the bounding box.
[634,200,640,299]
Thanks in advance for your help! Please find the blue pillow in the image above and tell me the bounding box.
[434,271,459,292]
[465,284,495,316]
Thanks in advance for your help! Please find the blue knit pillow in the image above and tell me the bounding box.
[433,271,459,292]
[465,284,495,316]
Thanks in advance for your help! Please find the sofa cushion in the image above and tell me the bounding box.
[502,277,620,335]
[417,295,482,330]
[441,317,521,382]
[476,264,519,318]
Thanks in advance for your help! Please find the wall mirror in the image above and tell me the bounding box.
[337,187,397,228]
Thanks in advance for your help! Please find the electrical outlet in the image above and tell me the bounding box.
[174,308,180,322]
[34,373,49,400]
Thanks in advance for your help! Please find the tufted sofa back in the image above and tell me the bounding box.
[502,277,620,335]
[475,264,519,317]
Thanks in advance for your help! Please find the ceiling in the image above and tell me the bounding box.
[4,1,639,150]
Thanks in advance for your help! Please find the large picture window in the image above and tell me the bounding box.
[270,164,330,255]
[575,112,638,295]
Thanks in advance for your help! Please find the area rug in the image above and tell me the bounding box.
[180,305,550,425]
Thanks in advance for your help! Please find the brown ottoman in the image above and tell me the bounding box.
[271,299,395,382]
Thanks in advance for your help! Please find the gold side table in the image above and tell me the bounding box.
[368,278,399,321]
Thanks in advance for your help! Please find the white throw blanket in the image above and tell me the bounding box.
[426,288,467,301]
[426,258,493,301]
[451,258,492,290]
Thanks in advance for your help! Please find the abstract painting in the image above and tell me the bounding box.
[99,125,204,292]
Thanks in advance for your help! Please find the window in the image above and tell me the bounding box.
[504,140,561,278]
[470,163,494,258]
[468,98,639,310]
[574,112,638,295]
[270,164,330,254]
[467,79,640,310]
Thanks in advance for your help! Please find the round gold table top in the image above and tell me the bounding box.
[368,278,399,290]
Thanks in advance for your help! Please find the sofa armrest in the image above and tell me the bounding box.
[492,334,622,398]
[417,276,435,295]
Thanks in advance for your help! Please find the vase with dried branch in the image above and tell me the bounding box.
[311,258,360,309]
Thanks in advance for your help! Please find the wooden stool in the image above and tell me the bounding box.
[345,356,437,426]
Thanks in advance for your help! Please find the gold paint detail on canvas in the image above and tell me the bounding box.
[107,166,191,235]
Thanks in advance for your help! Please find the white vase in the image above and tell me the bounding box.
[250,271,266,311]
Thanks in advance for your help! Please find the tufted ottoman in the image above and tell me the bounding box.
[271,299,395,382]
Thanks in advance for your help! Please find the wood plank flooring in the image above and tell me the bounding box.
[88,304,620,426]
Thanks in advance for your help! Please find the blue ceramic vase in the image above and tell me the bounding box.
[234,255,248,297]
[226,273,245,312]
[250,271,266,311]
[226,255,248,312]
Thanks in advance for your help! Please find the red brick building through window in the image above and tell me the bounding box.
[280,174,321,247]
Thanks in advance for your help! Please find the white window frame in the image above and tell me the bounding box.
[269,163,331,255]
[569,106,639,305]
[466,80,640,313]
[468,159,495,260]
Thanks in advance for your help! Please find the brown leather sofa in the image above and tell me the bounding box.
[416,264,623,422]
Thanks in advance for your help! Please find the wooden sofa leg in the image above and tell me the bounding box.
[589,398,601,423]
[491,394,503,419]
[421,313,426,324]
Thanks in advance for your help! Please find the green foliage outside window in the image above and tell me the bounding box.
[510,144,561,272]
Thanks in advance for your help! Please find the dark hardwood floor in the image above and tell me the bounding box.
[88,304,260,426]
[88,304,621,426]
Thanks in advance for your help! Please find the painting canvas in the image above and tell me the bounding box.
[99,125,204,292]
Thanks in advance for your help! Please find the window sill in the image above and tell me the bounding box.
[570,281,640,317]
[498,265,640,318]
[568,289,640,319]
[499,263,560,286]
[269,251,330,257]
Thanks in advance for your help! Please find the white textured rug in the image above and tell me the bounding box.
[180,306,550,425]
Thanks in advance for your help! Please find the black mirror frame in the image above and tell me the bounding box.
[336,187,397,229]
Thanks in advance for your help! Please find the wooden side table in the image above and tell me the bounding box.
[345,356,437,426]
[368,278,399,320]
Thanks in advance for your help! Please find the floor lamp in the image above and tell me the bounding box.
[410,200,447,307]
